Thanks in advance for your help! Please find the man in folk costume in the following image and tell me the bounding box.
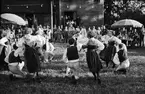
[62,38,81,85]
[16,28,41,81]
[82,31,104,84]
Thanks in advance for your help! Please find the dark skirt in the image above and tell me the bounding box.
[86,50,102,73]
[24,45,40,73]
[0,46,8,70]
[99,44,107,61]
[104,45,116,62]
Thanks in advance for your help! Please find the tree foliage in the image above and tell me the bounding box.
[104,0,145,26]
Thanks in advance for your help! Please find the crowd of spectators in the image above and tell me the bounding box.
[1,23,144,47]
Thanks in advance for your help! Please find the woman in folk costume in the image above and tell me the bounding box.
[73,31,89,62]
[76,27,89,49]
[104,41,117,68]
[43,38,55,63]
[101,30,112,45]
[16,28,41,80]
[99,30,112,60]
[62,38,82,85]
[103,30,122,68]
[5,44,26,80]
[114,43,130,74]
[82,31,104,84]
[0,30,25,79]
[42,29,55,63]
[108,30,122,51]
[0,30,10,70]
[80,27,87,38]
[35,28,46,62]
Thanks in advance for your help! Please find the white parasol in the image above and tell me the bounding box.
[1,13,27,25]
[111,19,143,28]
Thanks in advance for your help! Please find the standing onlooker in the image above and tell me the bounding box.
[63,26,69,43]
[97,27,101,35]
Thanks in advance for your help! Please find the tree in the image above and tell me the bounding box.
[104,0,145,26]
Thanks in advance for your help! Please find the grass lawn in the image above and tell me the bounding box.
[0,43,145,94]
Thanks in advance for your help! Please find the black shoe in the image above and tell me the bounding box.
[36,77,42,83]
[98,78,101,84]
[71,79,77,85]
[32,78,37,83]
[114,71,117,74]
[9,74,14,81]
[25,78,36,83]
[71,76,77,85]
[112,64,116,68]
[106,64,108,68]
[117,69,127,75]
[121,70,127,75]
[24,79,32,83]
[65,76,70,80]
[9,74,18,81]
[94,77,97,81]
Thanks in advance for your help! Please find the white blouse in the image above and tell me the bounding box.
[87,38,105,51]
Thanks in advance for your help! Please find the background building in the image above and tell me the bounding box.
[1,0,52,27]
[60,0,104,27]
[1,0,104,27]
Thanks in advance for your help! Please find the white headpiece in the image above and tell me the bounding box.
[0,37,8,46]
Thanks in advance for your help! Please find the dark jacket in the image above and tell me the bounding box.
[66,46,79,60]
[118,49,128,63]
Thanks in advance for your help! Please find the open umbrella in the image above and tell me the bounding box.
[111,19,143,28]
[1,13,27,25]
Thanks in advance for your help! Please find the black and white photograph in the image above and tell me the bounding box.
[0,0,145,94]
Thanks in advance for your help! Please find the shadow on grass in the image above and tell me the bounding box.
[128,47,145,56]
[0,73,145,94]
[1,44,145,93]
